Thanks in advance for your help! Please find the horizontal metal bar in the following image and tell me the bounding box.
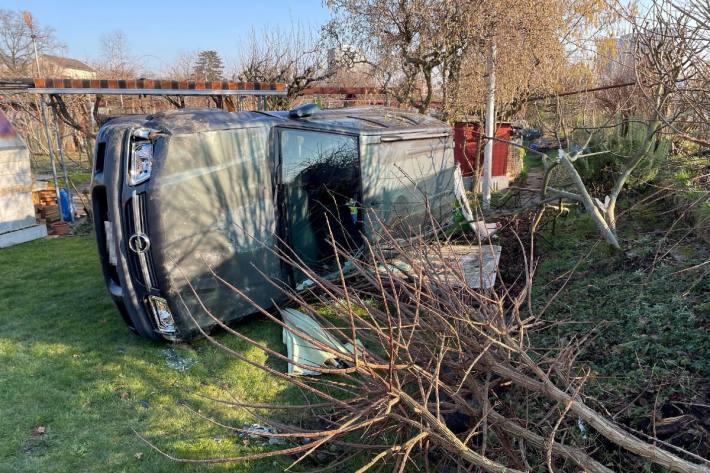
[31,88,287,96]
[379,132,451,142]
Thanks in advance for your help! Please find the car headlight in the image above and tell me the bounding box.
[128,141,153,185]
[147,296,176,335]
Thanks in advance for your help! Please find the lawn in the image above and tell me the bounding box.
[2,202,707,472]
[527,203,709,466]
[0,235,298,473]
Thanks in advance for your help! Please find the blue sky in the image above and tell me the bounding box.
[8,0,331,73]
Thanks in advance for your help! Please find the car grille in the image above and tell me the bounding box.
[125,191,160,290]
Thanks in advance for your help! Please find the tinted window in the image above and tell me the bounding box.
[280,130,361,276]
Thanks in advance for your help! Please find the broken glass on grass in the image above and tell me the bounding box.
[161,346,198,372]
[239,424,287,446]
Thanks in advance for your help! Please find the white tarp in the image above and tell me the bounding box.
[280,308,355,376]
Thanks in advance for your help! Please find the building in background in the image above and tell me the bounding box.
[41,54,96,79]
[0,109,47,247]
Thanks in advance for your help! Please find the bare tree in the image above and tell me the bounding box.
[94,30,140,78]
[235,24,347,108]
[535,0,708,249]
[164,51,197,80]
[160,51,199,109]
[325,0,478,114]
[324,0,621,120]
[0,10,59,77]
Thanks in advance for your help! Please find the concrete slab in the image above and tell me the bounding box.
[0,224,48,248]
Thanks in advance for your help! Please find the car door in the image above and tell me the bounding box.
[278,128,362,286]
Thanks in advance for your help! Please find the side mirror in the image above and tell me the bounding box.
[288,103,320,119]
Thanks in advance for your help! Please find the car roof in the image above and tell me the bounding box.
[126,107,449,136]
[263,107,449,134]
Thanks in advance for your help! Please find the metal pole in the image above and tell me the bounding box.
[39,95,63,220]
[31,31,42,77]
[29,23,64,221]
[482,38,497,210]
[52,106,74,220]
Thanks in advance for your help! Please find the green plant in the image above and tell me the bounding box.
[530,202,709,453]
[572,118,669,193]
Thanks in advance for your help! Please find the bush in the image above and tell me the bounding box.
[662,150,710,243]
[571,117,669,193]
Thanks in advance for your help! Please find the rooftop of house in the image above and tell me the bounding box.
[42,54,95,72]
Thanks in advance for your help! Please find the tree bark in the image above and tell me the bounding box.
[558,152,620,249]
[606,119,661,229]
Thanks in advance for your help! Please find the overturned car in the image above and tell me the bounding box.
[92,105,455,341]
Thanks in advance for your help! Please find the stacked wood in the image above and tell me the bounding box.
[32,188,57,206]
[37,205,60,223]
[33,181,59,224]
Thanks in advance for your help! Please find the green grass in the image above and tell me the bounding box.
[522,148,545,173]
[31,153,92,189]
[530,205,709,425]
[0,236,299,472]
[665,152,710,242]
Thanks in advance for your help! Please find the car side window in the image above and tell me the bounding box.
[280,129,361,276]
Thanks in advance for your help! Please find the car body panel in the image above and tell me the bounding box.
[92,107,455,341]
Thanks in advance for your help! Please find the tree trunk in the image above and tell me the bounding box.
[558,152,620,249]
[488,359,710,473]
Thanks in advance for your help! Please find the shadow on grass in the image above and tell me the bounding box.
[0,235,302,473]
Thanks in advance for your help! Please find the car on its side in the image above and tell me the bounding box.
[92,105,455,341]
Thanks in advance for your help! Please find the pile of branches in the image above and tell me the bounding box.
[140,217,710,472]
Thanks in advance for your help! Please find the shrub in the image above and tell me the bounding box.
[571,117,669,193]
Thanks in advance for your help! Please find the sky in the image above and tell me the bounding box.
[7,0,332,73]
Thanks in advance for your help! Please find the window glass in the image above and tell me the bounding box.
[280,129,361,276]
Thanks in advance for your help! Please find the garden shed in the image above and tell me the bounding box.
[0,110,47,247]
[453,120,523,190]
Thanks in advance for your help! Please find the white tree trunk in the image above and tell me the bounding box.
[482,39,497,210]
[558,152,620,249]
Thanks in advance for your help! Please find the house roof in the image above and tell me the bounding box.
[42,54,95,72]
